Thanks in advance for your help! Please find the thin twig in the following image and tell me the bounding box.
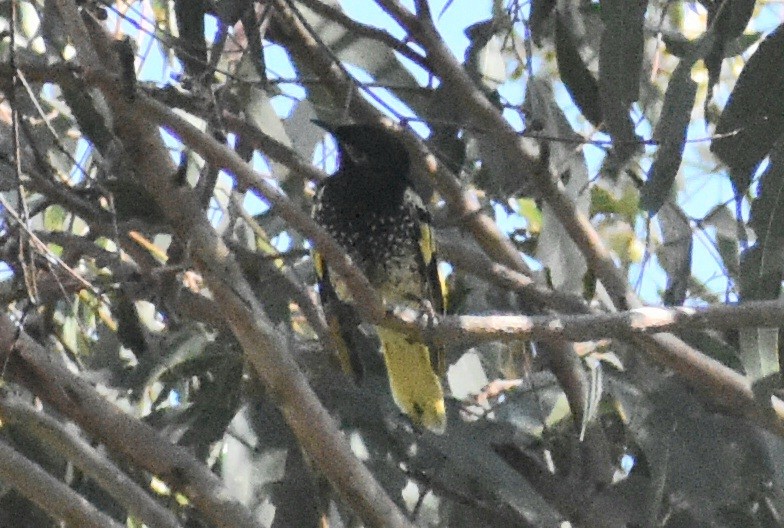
[0,194,98,294]
[228,192,333,346]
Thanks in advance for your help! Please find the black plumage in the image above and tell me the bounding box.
[312,123,447,433]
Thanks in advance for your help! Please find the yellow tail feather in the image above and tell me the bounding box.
[377,327,446,434]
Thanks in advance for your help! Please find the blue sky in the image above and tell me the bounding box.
[103,1,781,305]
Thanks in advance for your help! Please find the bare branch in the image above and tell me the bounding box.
[392,300,784,345]
[48,7,412,525]
[0,394,184,528]
[0,314,262,528]
[0,438,124,528]
[438,237,591,315]
[296,0,431,71]
[373,0,631,308]
[371,0,784,435]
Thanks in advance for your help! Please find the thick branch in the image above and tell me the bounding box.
[0,315,261,528]
[0,438,124,528]
[371,0,784,435]
[373,0,632,309]
[0,394,183,528]
[52,7,412,526]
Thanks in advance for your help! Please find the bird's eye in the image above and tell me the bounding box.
[343,144,368,165]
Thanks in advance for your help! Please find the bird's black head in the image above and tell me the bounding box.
[318,122,411,178]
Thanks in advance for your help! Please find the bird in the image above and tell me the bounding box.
[311,121,447,433]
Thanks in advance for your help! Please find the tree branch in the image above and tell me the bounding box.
[200,0,610,484]
[139,92,386,320]
[371,0,784,436]
[51,5,413,525]
[389,300,784,345]
[268,0,533,274]
[0,393,184,528]
[438,237,592,315]
[0,314,261,528]
[373,0,631,309]
[0,438,125,528]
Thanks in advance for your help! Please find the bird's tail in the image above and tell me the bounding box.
[377,327,446,434]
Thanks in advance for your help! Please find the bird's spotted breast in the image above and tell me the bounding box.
[314,189,426,305]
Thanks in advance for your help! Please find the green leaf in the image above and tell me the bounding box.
[661,30,694,58]
[234,61,294,181]
[738,327,779,383]
[703,205,741,279]
[514,198,542,234]
[43,205,67,231]
[656,204,692,306]
[599,0,647,104]
[736,141,784,382]
[704,0,756,99]
[526,78,589,293]
[712,23,784,192]
[737,245,782,381]
[555,14,602,128]
[724,32,762,58]
[640,58,697,214]
[748,141,784,247]
[590,181,640,221]
[598,0,647,174]
[742,140,784,297]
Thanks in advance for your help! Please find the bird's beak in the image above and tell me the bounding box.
[311,119,334,134]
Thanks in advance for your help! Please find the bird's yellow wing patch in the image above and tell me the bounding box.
[313,250,326,282]
[419,220,447,314]
[419,221,435,267]
[314,250,361,379]
[326,313,357,378]
[418,221,447,377]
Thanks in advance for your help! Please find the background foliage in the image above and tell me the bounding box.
[0,0,783,527]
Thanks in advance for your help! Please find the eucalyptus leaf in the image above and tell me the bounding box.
[640,57,697,214]
[712,24,784,192]
[555,13,602,128]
